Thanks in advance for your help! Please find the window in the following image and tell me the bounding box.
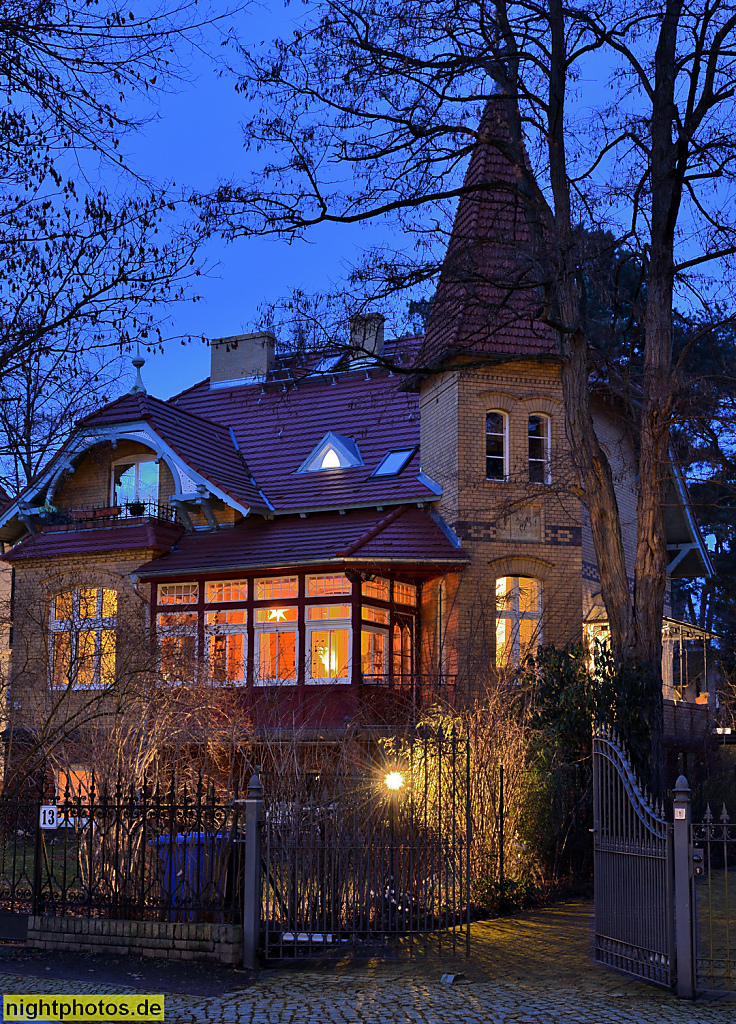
[362,577,389,601]
[392,623,413,679]
[255,607,298,623]
[486,412,508,480]
[299,432,364,472]
[528,415,551,483]
[157,611,197,683]
[255,606,297,683]
[362,606,389,625]
[112,456,159,506]
[255,576,298,600]
[57,766,93,801]
[205,610,247,684]
[307,573,352,597]
[205,580,248,603]
[361,627,388,681]
[495,577,541,667]
[307,606,350,683]
[158,582,199,605]
[371,447,417,477]
[321,447,341,468]
[50,589,117,690]
[393,582,417,606]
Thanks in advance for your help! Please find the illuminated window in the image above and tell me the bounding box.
[486,412,508,480]
[255,576,298,600]
[256,630,297,684]
[307,573,352,597]
[57,766,93,802]
[361,627,388,681]
[321,447,341,468]
[392,623,413,678]
[158,583,199,605]
[255,607,298,623]
[112,456,159,507]
[205,580,248,603]
[371,447,417,477]
[50,588,117,690]
[157,611,197,683]
[528,415,551,483]
[362,577,389,601]
[393,582,417,606]
[205,610,247,684]
[362,606,389,625]
[307,605,350,683]
[495,577,541,668]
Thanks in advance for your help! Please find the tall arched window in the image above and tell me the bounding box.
[495,577,541,667]
[486,412,508,480]
[528,415,550,483]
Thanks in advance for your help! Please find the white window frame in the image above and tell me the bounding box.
[254,621,299,686]
[205,612,247,686]
[485,411,509,481]
[495,577,542,668]
[111,454,159,506]
[49,589,117,691]
[156,610,199,685]
[528,414,551,484]
[306,607,352,685]
[361,624,389,682]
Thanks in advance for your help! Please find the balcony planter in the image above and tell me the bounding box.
[127,501,146,517]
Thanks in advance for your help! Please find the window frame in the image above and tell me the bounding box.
[495,576,542,668]
[306,605,352,685]
[111,454,159,506]
[485,411,509,481]
[254,618,299,686]
[528,414,551,484]
[204,610,248,686]
[156,610,199,684]
[49,588,117,691]
[361,624,389,683]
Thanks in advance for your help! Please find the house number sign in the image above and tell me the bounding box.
[674,808,686,820]
[39,805,58,829]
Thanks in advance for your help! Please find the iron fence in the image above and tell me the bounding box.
[693,801,736,993]
[260,727,472,958]
[0,779,243,922]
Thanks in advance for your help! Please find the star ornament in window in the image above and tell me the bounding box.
[268,608,289,621]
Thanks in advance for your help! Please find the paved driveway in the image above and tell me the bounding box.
[0,903,732,1023]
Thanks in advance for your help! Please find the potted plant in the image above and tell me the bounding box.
[127,500,145,517]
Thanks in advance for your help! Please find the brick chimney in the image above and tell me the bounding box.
[210,331,276,385]
[350,314,385,358]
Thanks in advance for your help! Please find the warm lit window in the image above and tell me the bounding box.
[50,589,117,689]
[486,412,508,480]
[157,611,197,683]
[255,576,298,600]
[112,456,159,507]
[361,627,388,681]
[371,447,417,477]
[255,607,298,623]
[255,605,297,683]
[495,577,541,668]
[392,623,413,678]
[205,610,247,684]
[362,577,389,601]
[393,582,417,606]
[57,766,93,801]
[158,582,199,605]
[528,415,551,483]
[205,580,248,603]
[307,606,350,683]
[362,606,389,625]
[307,573,352,597]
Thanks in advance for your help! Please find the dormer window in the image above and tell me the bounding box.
[112,456,158,507]
[298,431,364,473]
[371,447,417,477]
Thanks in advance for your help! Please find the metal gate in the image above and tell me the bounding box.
[593,726,674,986]
[260,728,472,959]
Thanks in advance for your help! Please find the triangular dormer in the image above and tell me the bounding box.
[297,431,364,473]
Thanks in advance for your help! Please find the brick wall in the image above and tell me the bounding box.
[26,916,242,964]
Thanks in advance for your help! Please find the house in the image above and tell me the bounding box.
[0,100,715,783]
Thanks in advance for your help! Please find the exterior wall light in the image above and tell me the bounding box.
[384,771,404,791]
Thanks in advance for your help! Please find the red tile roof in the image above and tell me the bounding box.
[418,97,556,369]
[135,508,466,577]
[3,520,183,562]
[79,393,267,511]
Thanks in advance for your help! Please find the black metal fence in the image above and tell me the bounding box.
[693,800,736,993]
[0,780,243,922]
[260,728,472,958]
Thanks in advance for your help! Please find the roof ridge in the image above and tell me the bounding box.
[335,505,408,557]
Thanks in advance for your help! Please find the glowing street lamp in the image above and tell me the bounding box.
[384,771,404,792]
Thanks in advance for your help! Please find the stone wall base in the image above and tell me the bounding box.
[27,916,243,965]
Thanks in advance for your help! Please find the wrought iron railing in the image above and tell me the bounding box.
[40,501,180,529]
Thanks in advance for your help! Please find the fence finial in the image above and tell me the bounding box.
[247,774,262,798]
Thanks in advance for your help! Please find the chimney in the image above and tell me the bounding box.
[210,331,276,385]
[350,314,385,358]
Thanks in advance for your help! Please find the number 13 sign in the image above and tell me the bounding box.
[39,805,58,829]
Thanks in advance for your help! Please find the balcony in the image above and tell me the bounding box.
[33,501,181,532]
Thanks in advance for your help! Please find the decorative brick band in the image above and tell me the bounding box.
[26,916,242,965]
[544,526,582,546]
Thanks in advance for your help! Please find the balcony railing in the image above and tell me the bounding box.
[38,501,181,530]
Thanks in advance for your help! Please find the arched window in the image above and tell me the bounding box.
[486,412,508,480]
[495,577,541,668]
[528,415,550,483]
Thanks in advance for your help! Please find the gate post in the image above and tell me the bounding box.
[243,774,263,971]
[673,775,695,1000]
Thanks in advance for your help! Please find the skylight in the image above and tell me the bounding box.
[371,447,417,477]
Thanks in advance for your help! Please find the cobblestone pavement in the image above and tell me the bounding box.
[0,903,733,1023]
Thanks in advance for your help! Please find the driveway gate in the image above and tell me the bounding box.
[593,726,674,986]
